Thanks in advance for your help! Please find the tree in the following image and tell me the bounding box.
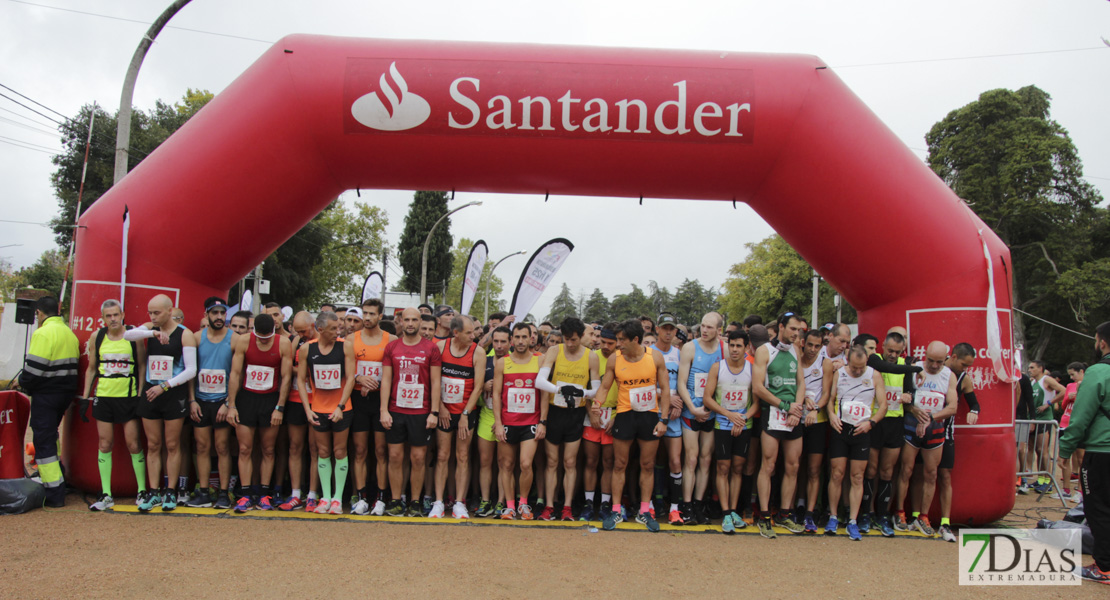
[609,284,653,321]
[926,85,1105,363]
[397,191,453,296]
[671,278,718,326]
[646,281,673,317]
[15,250,68,298]
[0,258,18,304]
[545,283,579,325]
[308,200,390,307]
[718,234,856,326]
[445,238,506,316]
[581,288,610,324]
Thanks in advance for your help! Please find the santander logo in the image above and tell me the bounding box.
[351,62,430,131]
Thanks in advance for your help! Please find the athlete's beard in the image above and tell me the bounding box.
[210,319,225,330]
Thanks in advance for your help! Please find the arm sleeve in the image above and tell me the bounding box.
[584,379,602,398]
[165,346,197,389]
[123,326,155,341]
[868,354,921,375]
[534,366,559,393]
[964,391,981,413]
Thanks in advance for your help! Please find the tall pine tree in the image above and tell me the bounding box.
[397,191,453,297]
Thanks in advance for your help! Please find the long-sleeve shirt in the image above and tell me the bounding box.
[1060,355,1110,458]
[18,315,80,395]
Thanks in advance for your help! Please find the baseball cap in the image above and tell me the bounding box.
[434,304,455,318]
[675,328,688,343]
[345,307,364,319]
[204,298,229,313]
[657,312,677,327]
[417,303,433,312]
[821,322,836,331]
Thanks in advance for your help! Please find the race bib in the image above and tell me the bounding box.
[914,390,945,415]
[630,385,657,412]
[767,406,793,432]
[442,377,465,405]
[357,360,382,382]
[885,389,902,408]
[693,372,708,399]
[841,400,871,426]
[313,364,342,390]
[102,353,131,377]
[552,381,584,408]
[506,387,536,414]
[198,369,227,395]
[148,355,173,381]
[719,383,748,412]
[484,393,493,410]
[583,406,615,428]
[396,381,425,409]
[245,365,275,392]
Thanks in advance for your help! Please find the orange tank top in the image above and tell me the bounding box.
[616,347,659,414]
[352,330,390,389]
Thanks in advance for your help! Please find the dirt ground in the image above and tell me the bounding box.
[0,490,1103,599]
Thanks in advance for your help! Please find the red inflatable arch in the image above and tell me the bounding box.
[69,35,1016,524]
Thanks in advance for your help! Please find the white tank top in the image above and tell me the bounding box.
[836,365,876,424]
[714,359,752,430]
[912,362,952,416]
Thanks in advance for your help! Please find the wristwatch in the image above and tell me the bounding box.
[431,410,440,416]
[462,410,470,416]
[275,405,285,413]
[539,419,547,426]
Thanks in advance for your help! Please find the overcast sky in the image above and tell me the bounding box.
[2,0,1108,319]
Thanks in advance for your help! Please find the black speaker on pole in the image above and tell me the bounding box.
[14,298,35,325]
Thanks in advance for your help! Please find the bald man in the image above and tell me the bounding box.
[892,341,958,536]
[124,294,198,512]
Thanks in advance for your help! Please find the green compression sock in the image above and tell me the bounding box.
[131,452,147,493]
[318,457,333,500]
[98,451,112,495]
[334,457,349,504]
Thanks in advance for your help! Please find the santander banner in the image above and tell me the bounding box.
[344,59,754,143]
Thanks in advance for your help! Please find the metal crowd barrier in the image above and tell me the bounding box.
[1014,419,1068,509]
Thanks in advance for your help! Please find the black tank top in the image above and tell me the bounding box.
[146,325,184,384]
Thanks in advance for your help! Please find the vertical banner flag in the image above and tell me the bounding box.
[120,205,130,307]
[510,238,574,323]
[459,240,487,316]
[361,271,384,304]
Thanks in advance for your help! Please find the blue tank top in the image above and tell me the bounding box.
[651,343,680,392]
[196,329,234,401]
[684,340,722,417]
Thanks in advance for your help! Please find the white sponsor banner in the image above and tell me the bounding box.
[959,528,1080,586]
[510,238,574,323]
[459,240,487,316]
[361,271,384,304]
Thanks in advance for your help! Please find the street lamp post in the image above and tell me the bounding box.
[485,250,527,321]
[421,201,482,304]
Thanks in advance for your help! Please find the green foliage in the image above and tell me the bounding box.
[544,283,579,325]
[581,288,610,324]
[445,238,506,317]
[671,278,719,326]
[397,191,453,295]
[13,250,68,298]
[609,284,653,322]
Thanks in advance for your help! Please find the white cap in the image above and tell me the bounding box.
[345,307,364,319]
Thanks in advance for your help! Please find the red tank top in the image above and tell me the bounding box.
[243,333,282,394]
[440,341,477,415]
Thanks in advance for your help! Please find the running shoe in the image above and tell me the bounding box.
[186,490,213,508]
[857,512,872,534]
[602,509,624,531]
[328,500,343,515]
[878,515,895,537]
[778,514,804,534]
[721,512,735,534]
[913,516,935,536]
[177,488,189,505]
[825,515,839,535]
[668,508,683,526]
[234,496,253,513]
[893,512,910,532]
[422,496,434,516]
[370,500,386,516]
[729,511,746,530]
[599,501,613,522]
[637,509,660,532]
[1033,482,1050,495]
[1017,483,1030,495]
[89,493,114,511]
[560,506,574,521]
[384,499,405,517]
[161,489,178,512]
[452,501,469,519]
[494,501,507,516]
[679,502,695,525]
[1069,491,1083,503]
[314,498,331,514]
[1082,563,1110,584]
[475,500,495,518]
[257,495,274,511]
[847,521,861,541]
[500,507,516,520]
[758,518,776,539]
[534,499,546,514]
[519,504,534,520]
[538,505,556,521]
[214,493,232,510]
[803,515,817,534]
[939,524,956,542]
[428,501,445,518]
[579,503,595,522]
[278,496,303,511]
[305,498,320,513]
[405,503,423,518]
[351,498,370,516]
[136,491,154,512]
[693,500,709,525]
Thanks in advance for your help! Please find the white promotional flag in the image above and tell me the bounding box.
[120,205,130,306]
[510,238,574,323]
[361,271,384,304]
[459,240,488,316]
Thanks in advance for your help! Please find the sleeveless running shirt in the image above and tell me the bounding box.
[616,348,659,414]
[875,354,907,418]
[243,333,282,395]
[306,340,348,414]
[911,362,952,418]
[802,347,830,424]
[146,325,185,384]
[764,342,800,432]
[550,344,590,408]
[440,340,477,414]
[291,335,313,403]
[1032,376,1056,421]
[353,330,391,390]
[835,365,877,426]
[685,341,722,417]
[501,353,540,426]
[714,359,752,431]
[652,343,680,394]
[196,329,233,401]
[95,333,138,398]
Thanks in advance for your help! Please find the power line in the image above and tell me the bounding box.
[0,91,62,125]
[0,82,68,120]
[0,135,56,154]
[0,134,57,151]
[0,138,53,154]
[0,115,60,137]
[0,105,58,129]
[830,45,1109,69]
[1012,308,1095,340]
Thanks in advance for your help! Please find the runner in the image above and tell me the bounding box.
[279,311,319,512]
[83,299,146,511]
[298,311,355,514]
[380,307,442,517]
[650,313,685,525]
[753,312,807,538]
[226,312,293,511]
[597,319,671,532]
[229,310,250,335]
[264,302,289,337]
[933,342,980,542]
[1054,363,1086,504]
[186,297,237,509]
[492,322,545,520]
[419,314,437,341]
[535,317,600,521]
[798,327,832,533]
[434,305,455,340]
[475,326,511,517]
[344,307,364,338]
[582,324,619,522]
[346,299,390,515]
[124,294,198,512]
[1029,360,1066,493]
[893,341,959,536]
[676,312,724,525]
[431,315,485,519]
[825,347,886,541]
[702,330,754,533]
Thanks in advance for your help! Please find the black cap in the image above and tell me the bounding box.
[418,303,433,312]
[675,328,688,343]
[657,312,677,327]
